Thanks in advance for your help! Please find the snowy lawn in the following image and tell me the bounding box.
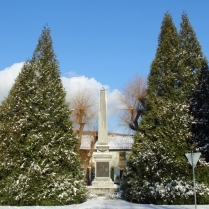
[0,197,208,209]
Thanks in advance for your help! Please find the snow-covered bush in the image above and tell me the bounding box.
[105,193,122,200]
[87,193,98,200]
[123,178,209,204]
[1,173,87,205]
[121,140,209,204]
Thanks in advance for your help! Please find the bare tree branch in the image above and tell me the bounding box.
[70,89,97,130]
[117,74,147,131]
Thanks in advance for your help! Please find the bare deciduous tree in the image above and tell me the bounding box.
[118,75,147,131]
[68,88,98,183]
[69,89,97,147]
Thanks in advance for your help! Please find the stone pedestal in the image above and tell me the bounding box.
[88,152,118,195]
[92,152,114,185]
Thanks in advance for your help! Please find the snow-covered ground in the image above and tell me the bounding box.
[0,197,208,209]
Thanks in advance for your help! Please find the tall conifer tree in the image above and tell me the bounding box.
[190,65,209,162]
[180,13,209,161]
[179,12,207,95]
[0,26,86,206]
[179,12,208,149]
[121,13,209,204]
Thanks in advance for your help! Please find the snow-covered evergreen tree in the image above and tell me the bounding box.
[190,65,209,162]
[121,13,209,204]
[0,26,87,206]
[178,12,208,147]
[179,12,209,162]
[179,12,207,93]
[179,13,209,185]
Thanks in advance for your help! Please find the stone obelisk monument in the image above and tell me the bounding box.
[88,87,116,194]
[96,87,109,152]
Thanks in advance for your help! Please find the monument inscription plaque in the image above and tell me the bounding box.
[96,162,109,177]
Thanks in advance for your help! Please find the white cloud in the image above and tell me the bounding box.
[62,75,105,98]
[62,75,122,118]
[0,62,24,102]
[62,75,124,133]
[0,63,124,133]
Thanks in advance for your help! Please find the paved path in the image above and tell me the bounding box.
[0,197,208,209]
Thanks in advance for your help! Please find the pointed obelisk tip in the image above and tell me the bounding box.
[101,87,105,91]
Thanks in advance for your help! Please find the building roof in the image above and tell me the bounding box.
[80,133,134,150]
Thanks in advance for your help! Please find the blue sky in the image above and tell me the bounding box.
[0,0,209,133]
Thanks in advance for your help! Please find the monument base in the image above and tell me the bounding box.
[87,183,119,195]
[92,179,114,187]
[90,150,117,195]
